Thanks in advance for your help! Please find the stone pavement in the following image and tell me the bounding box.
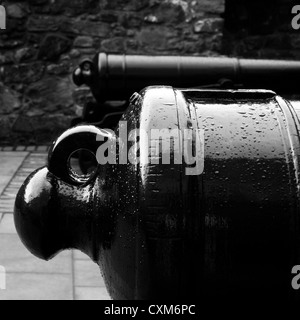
[0,151,111,300]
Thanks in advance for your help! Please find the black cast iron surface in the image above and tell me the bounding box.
[14,87,300,300]
[74,53,300,102]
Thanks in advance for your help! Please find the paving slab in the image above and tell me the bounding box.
[75,287,111,301]
[26,146,37,152]
[0,214,16,234]
[36,146,49,152]
[0,234,72,274]
[73,250,90,261]
[0,273,73,300]
[0,200,15,213]
[74,260,105,287]
[0,152,28,195]
[2,191,18,198]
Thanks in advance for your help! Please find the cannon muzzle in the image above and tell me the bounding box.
[14,126,116,262]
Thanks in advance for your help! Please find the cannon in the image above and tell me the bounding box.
[14,86,300,301]
[72,53,300,128]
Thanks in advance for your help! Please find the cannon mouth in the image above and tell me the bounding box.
[48,125,116,186]
[68,149,99,184]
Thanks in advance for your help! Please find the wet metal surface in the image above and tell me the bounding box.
[74,53,300,103]
[14,87,300,300]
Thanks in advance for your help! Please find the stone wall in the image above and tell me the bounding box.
[224,0,300,59]
[0,0,298,145]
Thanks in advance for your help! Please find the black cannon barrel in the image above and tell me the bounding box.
[73,53,300,101]
[14,87,300,301]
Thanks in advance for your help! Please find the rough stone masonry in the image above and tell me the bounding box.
[0,0,298,145]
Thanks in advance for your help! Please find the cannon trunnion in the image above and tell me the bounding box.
[15,87,300,300]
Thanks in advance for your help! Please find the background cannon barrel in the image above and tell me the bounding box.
[73,53,300,102]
